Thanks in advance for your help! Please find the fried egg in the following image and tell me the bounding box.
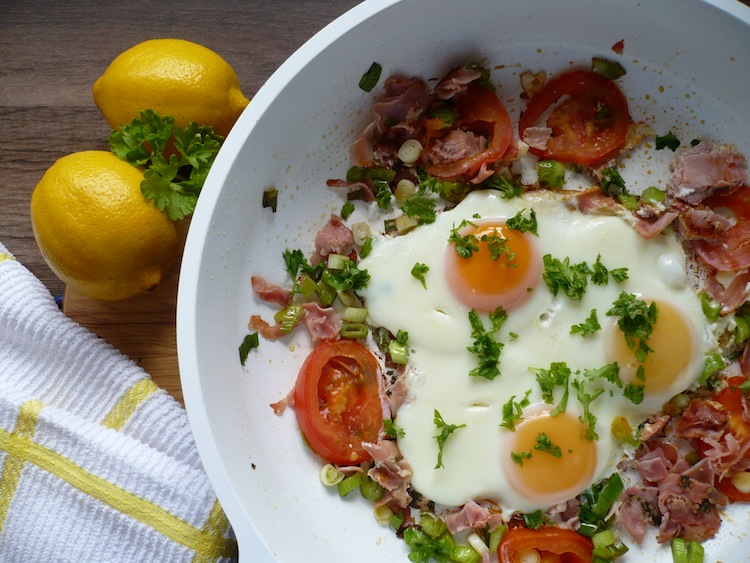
[358,189,708,513]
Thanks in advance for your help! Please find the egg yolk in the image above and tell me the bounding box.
[445,221,540,312]
[606,299,696,396]
[504,410,597,506]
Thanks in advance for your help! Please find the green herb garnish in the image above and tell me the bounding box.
[433,409,466,469]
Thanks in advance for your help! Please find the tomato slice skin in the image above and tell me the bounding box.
[293,339,383,466]
[497,527,593,563]
[693,185,750,271]
[425,82,514,180]
[518,69,630,166]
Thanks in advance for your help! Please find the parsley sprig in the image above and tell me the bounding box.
[109,109,223,220]
[433,409,466,469]
[467,307,508,380]
[606,292,658,362]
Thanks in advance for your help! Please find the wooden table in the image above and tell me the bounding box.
[0,0,360,404]
[3,0,750,405]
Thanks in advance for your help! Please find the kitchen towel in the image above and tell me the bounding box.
[0,242,237,562]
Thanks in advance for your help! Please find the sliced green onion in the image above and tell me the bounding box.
[537,159,565,188]
[397,139,423,165]
[352,221,371,246]
[395,178,418,202]
[395,214,419,235]
[274,304,303,334]
[384,218,398,235]
[262,187,278,212]
[337,472,362,497]
[699,291,721,322]
[360,235,373,258]
[466,532,489,558]
[336,289,359,308]
[736,315,750,344]
[641,186,666,205]
[369,166,397,182]
[373,505,393,525]
[389,511,404,529]
[419,513,447,539]
[326,253,348,270]
[487,525,506,552]
[593,530,615,549]
[319,464,344,487]
[340,322,368,339]
[686,541,704,563]
[297,275,318,298]
[591,56,627,80]
[389,340,408,364]
[700,352,726,383]
[315,276,337,306]
[671,538,688,563]
[238,332,260,366]
[342,306,368,323]
[340,200,355,220]
[592,473,624,519]
[346,165,369,182]
[360,474,384,501]
[359,61,382,92]
[449,544,481,563]
[618,193,639,210]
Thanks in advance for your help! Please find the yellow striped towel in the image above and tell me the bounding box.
[0,243,238,562]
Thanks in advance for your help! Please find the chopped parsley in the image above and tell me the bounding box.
[448,220,480,258]
[482,173,523,199]
[433,409,466,469]
[506,208,539,236]
[542,255,590,302]
[655,131,681,151]
[481,230,515,262]
[384,419,405,439]
[533,362,570,416]
[583,362,622,388]
[591,254,629,285]
[600,167,628,197]
[500,390,532,431]
[411,262,430,288]
[324,259,370,291]
[400,191,437,224]
[606,292,658,362]
[572,379,604,441]
[570,309,602,337]
[534,432,563,458]
[467,307,508,380]
[511,450,533,466]
[623,382,645,405]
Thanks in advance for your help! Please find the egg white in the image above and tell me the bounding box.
[358,189,707,513]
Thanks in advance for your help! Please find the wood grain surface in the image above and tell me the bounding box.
[2,0,750,405]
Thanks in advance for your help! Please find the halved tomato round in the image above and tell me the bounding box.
[293,339,383,466]
[518,69,630,166]
[498,526,593,563]
[425,82,514,180]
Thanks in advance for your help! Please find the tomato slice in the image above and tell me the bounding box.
[497,527,593,563]
[713,376,750,441]
[425,82,514,180]
[693,185,750,271]
[518,69,630,166]
[716,472,750,502]
[293,339,383,466]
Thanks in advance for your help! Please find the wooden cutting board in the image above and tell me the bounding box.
[62,256,184,406]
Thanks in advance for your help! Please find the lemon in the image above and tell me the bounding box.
[92,38,249,137]
[30,151,179,301]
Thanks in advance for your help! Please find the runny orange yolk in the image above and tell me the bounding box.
[606,299,695,396]
[445,221,540,312]
[505,410,597,505]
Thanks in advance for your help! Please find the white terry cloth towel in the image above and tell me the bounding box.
[0,242,237,562]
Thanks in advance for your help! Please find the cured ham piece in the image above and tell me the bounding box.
[702,270,750,315]
[442,500,503,535]
[301,302,341,345]
[248,315,286,340]
[314,214,354,262]
[521,126,552,151]
[667,141,747,204]
[435,67,483,100]
[426,129,486,166]
[350,76,430,166]
[363,439,413,508]
[251,275,291,307]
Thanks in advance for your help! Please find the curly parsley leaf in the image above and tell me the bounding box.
[401,191,437,224]
[570,309,602,337]
[606,292,658,362]
[534,432,562,458]
[383,419,405,439]
[533,361,570,416]
[500,390,532,431]
[506,208,538,236]
[482,173,523,199]
[542,255,590,302]
[403,526,453,563]
[583,362,622,388]
[324,259,370,291]
[448,220,480,258]
[411,262,430,288]
[109,109,223,220]
[572,379,604,441]
[655,131,681,151]
[433,409,466,469]
[467,307,508,380]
